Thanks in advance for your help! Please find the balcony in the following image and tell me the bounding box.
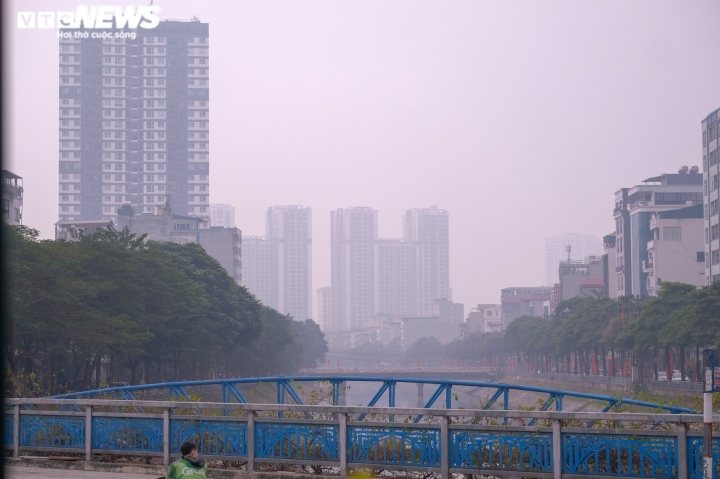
[642,260,654,275]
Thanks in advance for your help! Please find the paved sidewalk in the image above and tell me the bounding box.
[5,466,163,478]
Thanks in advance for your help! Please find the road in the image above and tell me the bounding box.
[5,466,163,478]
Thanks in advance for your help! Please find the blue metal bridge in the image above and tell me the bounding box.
[49,375,697,418]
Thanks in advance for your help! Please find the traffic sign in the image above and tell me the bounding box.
[704,367,720,393]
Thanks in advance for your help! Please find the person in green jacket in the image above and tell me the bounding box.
[166,441,208,479]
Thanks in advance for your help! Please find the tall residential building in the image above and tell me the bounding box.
[209,204,235,228]
[266,206,312,321]
[316,287,333,331]
[545,234,603,286]
[403,206,450,311]
[613,170,702,297]
[2,170,23,226]
[376,238,416,317]
[331,207,378,331]
[241,236,276,308]
[702,108,720,284]
[58,20,209,224]
[241,206,312,320]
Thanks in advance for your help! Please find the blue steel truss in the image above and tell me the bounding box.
[48,375,696,417]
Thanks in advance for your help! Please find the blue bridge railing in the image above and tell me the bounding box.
[4,398,720,479]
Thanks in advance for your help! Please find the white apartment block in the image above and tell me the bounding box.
[702,108,720,284]
[645,206,705,296]
[545,234,603,287]
[210,204,235,228]
[59,21,209,223]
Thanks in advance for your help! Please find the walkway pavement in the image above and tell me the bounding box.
[5,466,163,478]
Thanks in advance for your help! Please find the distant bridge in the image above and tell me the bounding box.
[50,375,695,417]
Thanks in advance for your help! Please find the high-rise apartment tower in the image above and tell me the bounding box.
[702,108,720,284]
[58,20,209,223]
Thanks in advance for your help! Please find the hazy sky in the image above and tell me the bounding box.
[5,0,720,312]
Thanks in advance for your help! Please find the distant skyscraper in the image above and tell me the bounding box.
[266,206,312,321]
[210,204,235,228]
[331,207,378,330]
[403,206,450,311]
[242,236,276,308]
[241,206,312,320]
[545,234,603,286]
[376,238,416,317]
[316,287,332,331]
[58,20,209,223]
[330,205,451,331]
[702,107,720,284]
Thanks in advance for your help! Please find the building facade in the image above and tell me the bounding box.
[557,257,604,302]
[266,206,312,321]
[316,287,333,331]
[645,204,705,295]
[331,207,378,331]
[613,170,703,297]
[465,304,503,335]
[240,206,312,320]
[403,206,450,310]
[702,108,720,284]
[241,236,276,308]
[375,238,416,318]
[199,226,242,283]
[2,170,23,226]
[602,234,618,299]
[545,234,603,286]
[501,287,553,329]
[209,204,235,228]
[58,20,209,224]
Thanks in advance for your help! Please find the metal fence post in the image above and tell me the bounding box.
[13,404,20,458]
[440,416,449,479]
[339,413,347,477]
[552,419,562,479]
[247,411,255,471]
[163,408,170,466]
[85,406,92,461]
[676,422,687,479]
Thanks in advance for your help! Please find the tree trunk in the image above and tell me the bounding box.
[696,345,701,382]
[664,347,671,381]
[95,353,102,389]
[680,346,686,381]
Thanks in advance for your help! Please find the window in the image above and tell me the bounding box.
[712,224,720,241]
[698,252,706,262]
[712,199,719,216]
[663,227,681,241]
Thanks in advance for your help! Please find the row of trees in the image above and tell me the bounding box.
[4,224,328,396]
[502,283,720,381]
[339,282,720,381]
